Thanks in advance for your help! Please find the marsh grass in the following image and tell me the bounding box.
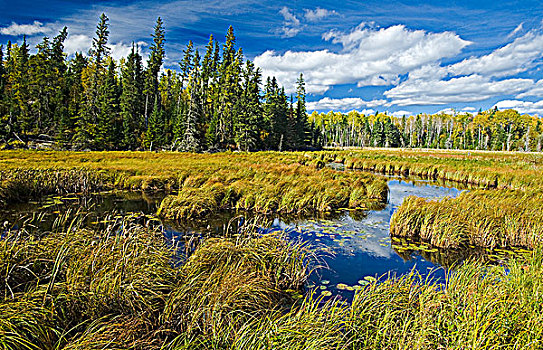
[0,151,388,219]
[0,212,314,349]
[390,190,543,249]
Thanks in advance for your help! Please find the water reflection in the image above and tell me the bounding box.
[0,173,478,301]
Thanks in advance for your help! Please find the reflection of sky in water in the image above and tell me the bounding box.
[265,177,464,300]
[2,174,465,301]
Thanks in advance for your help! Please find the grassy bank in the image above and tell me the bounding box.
[303,149,543,250]
[0,151,388,219]
[391,190,543,249]
[2,213,543,349]
[306,148,543,189]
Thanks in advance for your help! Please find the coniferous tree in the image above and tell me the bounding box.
[121,44,144,149]
[295,73,308,148]
[181,51,203,152]
[235,60,261,151]
[95,58,118,150]
[144,17,165,132]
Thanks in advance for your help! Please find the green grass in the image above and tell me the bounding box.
[2,211,543,349]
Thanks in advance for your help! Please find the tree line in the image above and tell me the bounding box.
[310,108,543,152]
[0,14,319,151]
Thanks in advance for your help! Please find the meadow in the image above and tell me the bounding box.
[1,149,543,349]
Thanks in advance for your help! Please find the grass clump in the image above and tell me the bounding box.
[157,162,387,220]
[0,213,313,349]
[390,190,543,249]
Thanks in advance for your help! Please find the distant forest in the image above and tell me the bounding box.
[311,108,543,152]
[0,14,318,151]
[0,14,542,152]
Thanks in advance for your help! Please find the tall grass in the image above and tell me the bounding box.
[0,212,313,349]
[390,190,543,249]
[0,151,387,219]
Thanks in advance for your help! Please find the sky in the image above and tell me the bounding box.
[1,0,543,116]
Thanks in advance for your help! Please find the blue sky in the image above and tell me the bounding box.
[2,0,543,116]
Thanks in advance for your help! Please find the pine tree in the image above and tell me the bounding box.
[295,73,308,148]
[121,44,144,149]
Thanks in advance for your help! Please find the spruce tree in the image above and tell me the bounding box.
[295,73,308,148]
[121,44,144,149]
[181,51,203,152]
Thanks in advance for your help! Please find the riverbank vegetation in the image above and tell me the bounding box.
[302,149,543,249]
[0,151,388,218]
[2,212,543,349]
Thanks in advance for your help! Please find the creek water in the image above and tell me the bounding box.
[1,171,468,301]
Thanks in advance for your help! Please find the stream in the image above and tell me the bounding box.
[1,172,471,301]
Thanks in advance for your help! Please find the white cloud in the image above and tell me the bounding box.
[277,7,302,38]
[437,108,454,115]
[255,23,470,94]
[64,34,148,65]
[507,23,524,39]
[385,74,534,106]
[495,99,543,115]
[0,21,53,36]
[517,79,543,98]
[447,30,543,78]
[306,97,387,111]
[280,7,300,26]
[304,8,338,22]
[391,110,413,118]
[64,34,93,55]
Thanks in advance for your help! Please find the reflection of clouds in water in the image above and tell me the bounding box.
[388,180,461,207]
[281,179,464,261]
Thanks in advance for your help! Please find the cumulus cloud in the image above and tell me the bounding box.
[304,8,338,22]
[306,97,387,111]
[255,23,471,94]
[447,30,543,78]
[64,34,93,55]
[385,74,534,106]
[495,99,543,115]
[382,27,543,106]
[0,21,54,36]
